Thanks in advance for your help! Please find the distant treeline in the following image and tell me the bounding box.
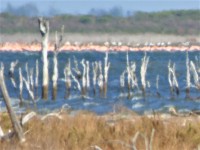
[0,10,200,35]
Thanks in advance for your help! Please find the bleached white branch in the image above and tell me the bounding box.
[22,112,37,125]
[23,77,34,101]
[86,61,90,89]
[140,53,149,90]
[190,61,200,89]
[41,113,62,120]
[35,60,39,88]
[156,75,159,90]
[186,52,191,88]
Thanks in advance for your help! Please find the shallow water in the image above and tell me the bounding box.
[0,51,200,115]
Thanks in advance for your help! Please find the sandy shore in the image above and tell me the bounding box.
[0,42,200,52]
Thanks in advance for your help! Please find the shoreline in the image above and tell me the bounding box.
[0,42,200,52]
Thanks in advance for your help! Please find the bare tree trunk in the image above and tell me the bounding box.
[64,59,71,99]
[81,59,87,97]
[35,60,39,99]
[9,60,18,88]
[126,52,132,99]
[103,52,110,98]
[120,70,125,93]
[156,75,161,97]
[52,53,58,100]
[0,65,25,142]
[168,61,179,98]
[98,61,104,98]
[38,17,49,100]
[92,62,98,96]
[52,26,64,100]
[19,68,23,107]
[140,53,149,98]
[186,52,191,99]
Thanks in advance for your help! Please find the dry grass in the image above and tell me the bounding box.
[0,110,200,150]
[1,33,199,44]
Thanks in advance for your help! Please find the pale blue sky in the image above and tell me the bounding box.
[0,0,200,15]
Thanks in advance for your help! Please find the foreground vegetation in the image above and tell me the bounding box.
[0,110,200,150]
[0,10,200,35]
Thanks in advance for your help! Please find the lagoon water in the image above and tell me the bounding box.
[0,51,200,115]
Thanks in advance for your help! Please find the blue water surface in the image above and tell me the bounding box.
[0,50,200,115]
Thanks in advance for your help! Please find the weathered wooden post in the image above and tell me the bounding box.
[0,64,25,142]
[38,17,49,100]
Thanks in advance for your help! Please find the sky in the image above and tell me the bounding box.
[0,0,200,15]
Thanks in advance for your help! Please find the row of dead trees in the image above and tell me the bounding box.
[38,17,111,100]
[4,18,200,103]
[119,51,200,100]
[5,17,111,103]
[4,44,200,104]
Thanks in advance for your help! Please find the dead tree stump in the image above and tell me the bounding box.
[38,17,49,100]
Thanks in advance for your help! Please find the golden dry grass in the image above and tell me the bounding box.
[0,110,200,150]
[1,33,199,44]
